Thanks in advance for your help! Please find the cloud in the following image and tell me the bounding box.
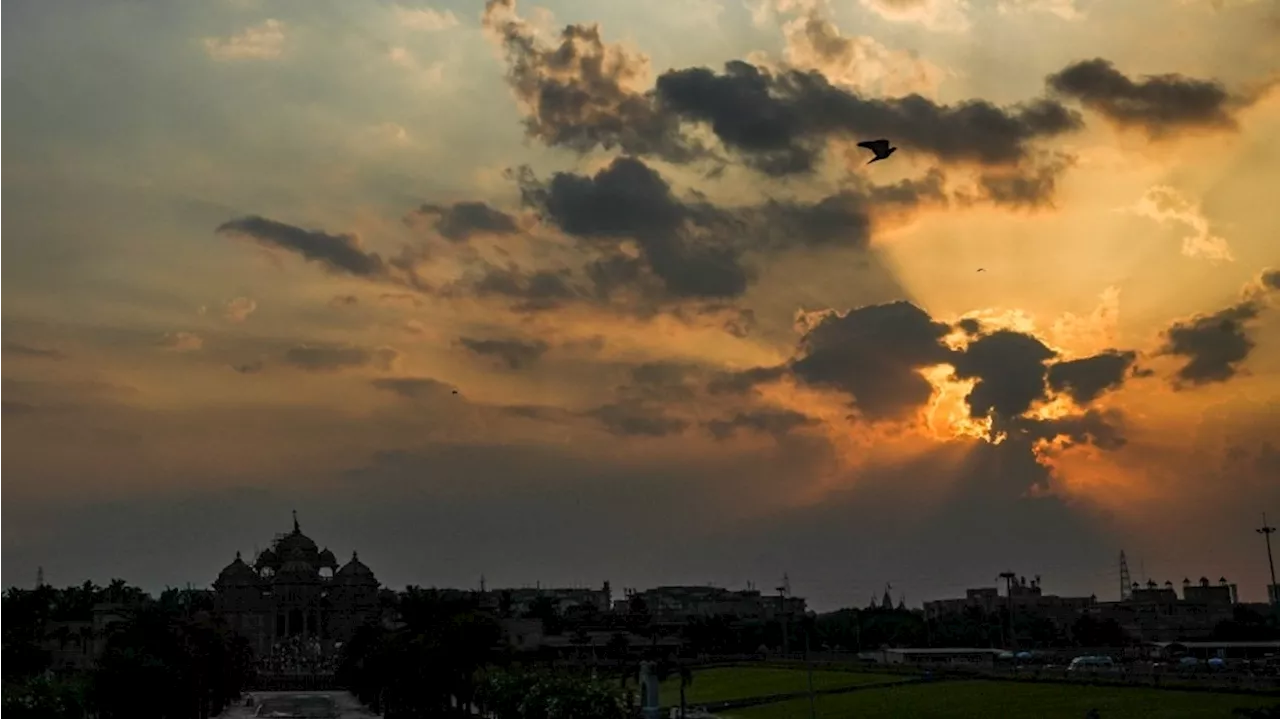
[458,337,550,370]
[409,201,520,242]
[223,296,257,323]
[654,61,1081,175]
[394,6,460,32]
[586,400,690,437]
[996,0,1083,20]
[284,345,401,373]
[371,377,457,399]
[217,216,390,278]
[1160,302,1262,387]
[481,0,701,163]
[3,342,65,360]
[1046,59,1250,138]
[203,19,285,61]
[971,155,1075,209]
[1128,186,1233,263]
[459,265,583,311]
[705,409,819,440]
[951,329,1057,420]
[1046,350,1137,404]
[1157,271,1280,387]
[506,156,947,310]
[161,332,204,352]
[855,0,972,33]
[789,301,955,420]
[524,157,751,299]
[485,1,1077,176]
[776,9,948,97]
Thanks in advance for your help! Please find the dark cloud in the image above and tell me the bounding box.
[1261,269,1280,291]
[284,345,401,373]
[790,301,954,420]
[458,337,549,370]
[586,400,689,437]
[526,157,751,299]
[755,170,946,250]
[654,61,1082,174]
[1020,408,1127,451]
[411,201,520,242]
[1160,302,1261,387]
[3,342,65,360]
[705,409,818,441]
[621,362,703,402]
[707,366,788,396]
[1046,59,1245,137]
[371,377,457,400]
[972,155,1074,209]
[464,265,582,311]
[484,2,1078,177]
[951,330,1057,419]
[217,216,388,278]
[519,156,947,307]
[481,0,700,164]
[1047,350,1137,404]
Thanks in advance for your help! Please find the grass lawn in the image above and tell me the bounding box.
[657,666,905,708]
[723,680,1279,719]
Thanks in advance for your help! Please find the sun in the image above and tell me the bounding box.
[920,364,996,442]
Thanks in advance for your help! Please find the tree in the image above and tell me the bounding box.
[337,589,501,718]
[678,664,694,719]
[478,669,632,719]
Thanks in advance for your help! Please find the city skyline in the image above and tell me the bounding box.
[4,0,1280,613]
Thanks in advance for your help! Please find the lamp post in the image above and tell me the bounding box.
[1258,514,1278,610]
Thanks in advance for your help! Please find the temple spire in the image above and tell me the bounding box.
[292,509,300,533]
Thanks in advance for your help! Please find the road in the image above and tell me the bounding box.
[218,691,378,718]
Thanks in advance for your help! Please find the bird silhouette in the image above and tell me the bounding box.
[857,139,896,164]
[977,268,986,273]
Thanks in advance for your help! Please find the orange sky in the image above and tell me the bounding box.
[3,0,1279,609]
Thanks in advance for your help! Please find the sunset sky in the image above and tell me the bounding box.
[3,0,1279,610]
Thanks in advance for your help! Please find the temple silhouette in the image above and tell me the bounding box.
[212,512,379,659]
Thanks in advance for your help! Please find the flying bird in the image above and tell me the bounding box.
[857,139,896,164]
[977,268,986,273]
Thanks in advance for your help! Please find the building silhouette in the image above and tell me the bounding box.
[212,513,379,657]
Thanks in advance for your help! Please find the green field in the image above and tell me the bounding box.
[723,679,1279,719]
[657,666,905,708]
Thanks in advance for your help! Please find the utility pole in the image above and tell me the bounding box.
[1259,514,1278,609]
[998,571,1017,649]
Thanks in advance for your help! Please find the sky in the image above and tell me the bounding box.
[3,0,1279,612]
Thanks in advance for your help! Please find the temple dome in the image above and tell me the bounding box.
[318,547,338,570]
[254,547,279,572]
[215,552,261,588]
[335,552,377,585]
[275,546,320,584]
[275,512,319,559]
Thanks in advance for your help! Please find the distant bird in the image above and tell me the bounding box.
[451,389,459,395]
[857,139,896,164]
[977,268,986,273]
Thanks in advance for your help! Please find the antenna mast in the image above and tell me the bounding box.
[1119,551,1132,601]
